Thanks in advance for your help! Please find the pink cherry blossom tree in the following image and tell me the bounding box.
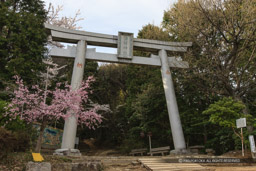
[5,75,104,152]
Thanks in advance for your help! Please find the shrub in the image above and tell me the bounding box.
[0,127,17,159]
[0,127,32,159]
[14,131,31,152]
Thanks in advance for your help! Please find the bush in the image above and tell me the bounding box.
[15,130,31,152]
[0,127,31,159]
[0,127,17,159]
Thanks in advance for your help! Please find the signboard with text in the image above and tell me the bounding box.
[236,118,246,128]
[118,32,133,60]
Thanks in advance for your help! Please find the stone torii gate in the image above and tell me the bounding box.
[45,23,192,155]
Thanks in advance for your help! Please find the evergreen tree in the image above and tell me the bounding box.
[0,0,47,99]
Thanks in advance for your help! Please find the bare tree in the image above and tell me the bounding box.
[163,0,256,114]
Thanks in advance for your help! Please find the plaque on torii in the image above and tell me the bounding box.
[45,23,192,155]
[118,32,133,60]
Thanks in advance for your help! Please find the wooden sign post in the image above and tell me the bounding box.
[236,118,246,156]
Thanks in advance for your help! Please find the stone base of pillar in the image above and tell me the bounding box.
[170,149,189,155]
[53,148,82,156]
[252,152,256,161]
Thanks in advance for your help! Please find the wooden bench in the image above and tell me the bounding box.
[148,146,170,156]
[205,148,215,155]
[188,145,205,154]
[129,148,147,156]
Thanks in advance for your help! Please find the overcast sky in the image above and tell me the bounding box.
[43,0,177,53]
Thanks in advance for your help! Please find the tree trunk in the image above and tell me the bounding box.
[203,125,207,145]
[35,119,47,153]
[34,66,49,153]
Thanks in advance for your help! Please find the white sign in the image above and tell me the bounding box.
[236,118,246,128]
[249,135,256,153]
[118,32,133,59]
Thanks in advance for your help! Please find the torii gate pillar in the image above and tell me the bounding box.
[55,40,86,156]
[159,49,186,153]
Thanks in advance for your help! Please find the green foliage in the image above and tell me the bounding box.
[137,24,170,41]
[205,127,234,155]
[203,97,246,128]
[0,100,29,131]
[0,127,17,159]
[203,97,255,152]
[0,100,7,115]
[0,100,9,127]
[0,100,36,153]
[131,83,171,145]
[120,135,146,153]
[0,0,47,99]
[93,64,128,108]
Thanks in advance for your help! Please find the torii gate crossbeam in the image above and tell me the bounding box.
[45,23,192,155]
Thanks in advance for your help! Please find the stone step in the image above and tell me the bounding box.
[138,158,209,171]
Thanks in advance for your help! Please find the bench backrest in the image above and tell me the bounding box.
[188,145,205,149]
[150,146,170,152]
[131,148,147,152]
